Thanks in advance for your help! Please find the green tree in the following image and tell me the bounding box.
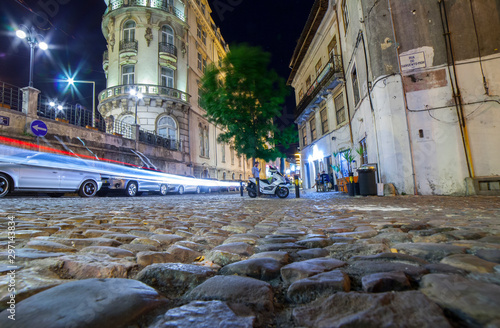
[200,44,297,163]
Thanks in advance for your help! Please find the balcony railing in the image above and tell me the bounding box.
[106,0,186,22]
[99,84,189,103]
[119,40,138,54]
[295,55,343,118]
[159,42,177,58]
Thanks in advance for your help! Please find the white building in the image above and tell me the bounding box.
[98,0,250,179]
[289,0,500,195]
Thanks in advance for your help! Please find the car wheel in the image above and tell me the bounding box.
[178,186,184,195]
[159,184,168,196]
[196,186,201,194]
[79,180,98,197]
[126,181,138,197]
[0,174,11,198]
[48,193,64,198]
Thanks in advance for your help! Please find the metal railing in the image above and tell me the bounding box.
[108,120,135,139]
[119,40,138,53]
[99,84,189,103]
[295,55,344,117]
[0,82,23,112]
[37,94,106,132]
[106,0,186,21]
[139,128,180,151]
[159,42,177,57]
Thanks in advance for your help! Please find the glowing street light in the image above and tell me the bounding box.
[66,78,96,128]
[16,25,48,88]
[129,89,143,125]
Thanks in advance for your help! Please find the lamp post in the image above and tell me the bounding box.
[16,25,48,88]
[66,78,96,128]
[129,88,143,125]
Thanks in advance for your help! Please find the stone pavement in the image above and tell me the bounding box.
[0,191,499,327]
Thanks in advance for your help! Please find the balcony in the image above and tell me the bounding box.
[99,84,189,105]
[119,40,138,57]
[106,0,186,22]
[295,55,344,120]
[159,42,177,62]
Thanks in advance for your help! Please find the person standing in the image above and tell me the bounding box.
[252,162,260,178]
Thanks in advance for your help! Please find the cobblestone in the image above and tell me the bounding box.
[0,192,499,327]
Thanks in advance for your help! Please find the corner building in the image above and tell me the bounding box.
[290,0,500,195]
[98,0,250,179]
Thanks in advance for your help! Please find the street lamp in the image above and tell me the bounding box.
[16,25,48,88]
[67,78,96,128]
[49,101,65,120]
[129,89,143,125]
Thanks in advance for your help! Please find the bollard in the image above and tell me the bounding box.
[294,175,300,198]
[240,181,243,197]
[256,177,261,197]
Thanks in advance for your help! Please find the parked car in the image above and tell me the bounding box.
[0,151,102,198]
[168,175,203,195]
[201,178,221,193]
[99,175,168,197]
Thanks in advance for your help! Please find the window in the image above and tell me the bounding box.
[359,138,368,165]
[198,53,206,71]
[298,89,304,100]
[201,3,206,14]
[204,127,209,157]
[203,58,207,73]
[161,67,174,88]
[120,115,135,139]
[161,25,174,44]
[199,125,205,157]
[157,115,177,140]
[351,65,360,105]
[202,31,207,45]
[342,0,349,31]
[221,143,226,163]
[123,20,136,42]
[238,155,241,167]
[328,36,338,57]
[335,93,346,125]
[320,106,328,135]
[309,117,317,141]
[122,65,135,85]
[306,76,312,88]
[230,147,235,165]
[315,58,323,76]
[197,24,202,40]
[301,125,307,146]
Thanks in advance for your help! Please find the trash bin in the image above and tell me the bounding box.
[357,165,377,196]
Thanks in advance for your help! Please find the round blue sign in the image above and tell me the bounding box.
[30,120,48,137]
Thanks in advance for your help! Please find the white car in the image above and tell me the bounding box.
[0,151,102,198]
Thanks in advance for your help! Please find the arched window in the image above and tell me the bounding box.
[157,115,177,140]
[239,174,242,180]
[221,143,226,163]
[161,67,174,88]
[123,20,136,42]
[232,173,235,180]
[230,147,234,165]
[223,172,226,180]
[199,125,205,157]
[161,25,174,44]
[120,115,135,139]
[122,65,135,85]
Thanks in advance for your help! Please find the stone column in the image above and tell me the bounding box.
[21,87,40,120]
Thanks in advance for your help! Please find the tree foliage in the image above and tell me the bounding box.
[200,44,297,162]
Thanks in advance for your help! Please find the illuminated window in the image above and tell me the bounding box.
[335,93,346,125]
[157,115,177,140]
[122,65,135,85]
[123,20,136,42]
[161,25,174,44]
[161,67,174,88]
[351,65,360,105]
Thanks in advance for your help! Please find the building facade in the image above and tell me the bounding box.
[289,0,500,195]
[98,0,250,179]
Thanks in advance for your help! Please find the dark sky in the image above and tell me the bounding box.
[0,0,312,119]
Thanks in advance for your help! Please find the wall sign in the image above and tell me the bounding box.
[400,52,426,71]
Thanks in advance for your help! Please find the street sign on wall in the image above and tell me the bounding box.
[30,120,48,137]
[0,116,9,126]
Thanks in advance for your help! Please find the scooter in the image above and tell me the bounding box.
[246,166,289,198]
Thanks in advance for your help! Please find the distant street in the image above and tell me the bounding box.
[1,192,499,327]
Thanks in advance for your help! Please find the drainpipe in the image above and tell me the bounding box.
[438,0,475,178]
[387,0,419,195]
[335,7,353,145]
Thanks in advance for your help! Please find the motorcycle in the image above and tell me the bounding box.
[246,166,290,198]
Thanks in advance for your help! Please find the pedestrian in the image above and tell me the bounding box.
[252,162,260,178]
[320,171,330,191]
[312,173,321,191]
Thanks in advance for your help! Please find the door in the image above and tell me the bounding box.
[18,164,60,190]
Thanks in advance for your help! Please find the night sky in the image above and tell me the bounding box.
[0,0,312,124]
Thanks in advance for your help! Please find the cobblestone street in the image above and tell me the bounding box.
[0,191,499,327]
